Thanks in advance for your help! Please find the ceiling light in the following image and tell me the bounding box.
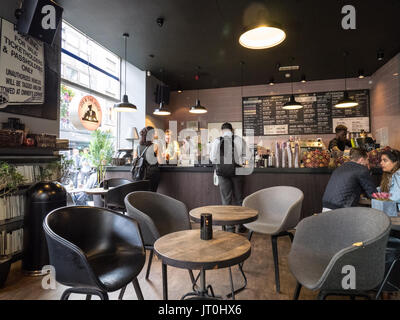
[335,91,359,109]
[239,26,286,50]
[269,77,274,85]
[153,101,171,116]
[335,52,358,109]
[358,69,365,79]
[283,59,303,110]
[394,73,399,77]
[377,51,384,61]
[114,33,137,112]
[301,75,306,83]
[189,99,207,114]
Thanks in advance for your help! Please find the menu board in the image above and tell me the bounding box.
[242,89,370,136]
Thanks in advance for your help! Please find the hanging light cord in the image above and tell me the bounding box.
[124,35,127,96]
[241,61,244,97]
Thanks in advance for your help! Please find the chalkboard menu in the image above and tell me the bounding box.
[242,89,370,136]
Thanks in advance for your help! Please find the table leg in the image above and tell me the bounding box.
[162,263,168,300]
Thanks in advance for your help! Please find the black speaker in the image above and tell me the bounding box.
[16,0,63,45]
[155,85,170,104]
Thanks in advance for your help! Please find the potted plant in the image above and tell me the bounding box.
[40,155,74,184]
[85,130,114,185]
[0,162,25,197]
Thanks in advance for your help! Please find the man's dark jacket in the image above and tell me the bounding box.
[322,161,377,209]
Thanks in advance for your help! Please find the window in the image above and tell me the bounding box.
[60,21,121,151]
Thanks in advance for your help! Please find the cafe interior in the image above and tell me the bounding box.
[0,0,400,301]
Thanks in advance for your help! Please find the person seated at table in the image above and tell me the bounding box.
[378,148,400,210]
[322,148,377,211]
[72,171,98,205]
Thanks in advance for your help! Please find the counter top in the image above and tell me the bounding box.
[105,165,334,174]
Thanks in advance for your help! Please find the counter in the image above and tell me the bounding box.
[105,165,340,219]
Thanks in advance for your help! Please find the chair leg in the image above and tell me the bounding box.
[271,235,280,293]
[375,258,399,300]
[188,269,195,285]
[293,282,302,300]
[162,263,168,300]
[132,277,144,300]
[317,291,327,300]
[61,287,108,300]
[248,230,254,241]
[118,285,127,300]
[146,249,154,280]
[288,232,294,243]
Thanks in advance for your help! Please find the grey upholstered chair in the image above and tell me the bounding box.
[288,207,391,300]
[105,180,150,212]
[120,191,195,299]
[243,186,304,293]
[93,178,132,207]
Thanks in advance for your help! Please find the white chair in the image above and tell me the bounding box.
[244,186,304,293]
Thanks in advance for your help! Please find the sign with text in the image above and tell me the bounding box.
[0,19,45,108]
[243,89,370,136]
[71,95,102,131]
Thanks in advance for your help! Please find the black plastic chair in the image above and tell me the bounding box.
[93,178,132,207]
[121,191,195,299]
[105,180,150,211]
[43,206,146,300]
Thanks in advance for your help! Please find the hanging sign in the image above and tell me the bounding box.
[0,19,45,108]
[71,95,102,131]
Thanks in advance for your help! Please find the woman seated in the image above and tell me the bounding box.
[379,149,400,210]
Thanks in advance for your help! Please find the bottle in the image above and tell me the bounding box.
[281,142,287,168]
[294,142,300,168]
[287,142,293,168]
[200,213,213,240]
[275,142,280,168]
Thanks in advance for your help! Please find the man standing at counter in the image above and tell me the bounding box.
[210,122,250,232]
[328,125,352,152]
[162,129,180,164]
[322,148,377,211]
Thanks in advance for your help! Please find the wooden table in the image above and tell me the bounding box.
[189,205,258,297]
[189,205,258,226]
[83,187,114,207]
[154,229,251,300]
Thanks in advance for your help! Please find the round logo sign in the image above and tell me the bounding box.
[78,95,102,131]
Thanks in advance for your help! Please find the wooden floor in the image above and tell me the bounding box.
[0,226,397,300]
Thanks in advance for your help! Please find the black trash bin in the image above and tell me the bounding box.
[22,182,66,275]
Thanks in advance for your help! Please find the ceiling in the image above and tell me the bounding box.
[58,0,400,91]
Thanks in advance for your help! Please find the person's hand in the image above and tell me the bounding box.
[372,192,391,200]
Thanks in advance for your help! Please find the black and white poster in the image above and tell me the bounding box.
[0,19,45,108]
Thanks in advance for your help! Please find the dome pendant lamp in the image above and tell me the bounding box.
[335,52,358,109]
[239,25,286,50]
[189,67,207,114]
[283,65,303,110]
[114,33,137,112]
[153,69,171,116]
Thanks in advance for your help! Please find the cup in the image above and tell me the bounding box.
[200,213,213,240]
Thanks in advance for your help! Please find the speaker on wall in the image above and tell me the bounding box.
[155,85,170,104]
[16,0,63,46]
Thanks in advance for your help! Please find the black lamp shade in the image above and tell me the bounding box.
[153,102,171,115]
[282,94,303,110]
[114,94,137,112]
[335,91,359,108]
[189,99,207,114]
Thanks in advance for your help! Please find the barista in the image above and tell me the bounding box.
[328,125,352,152]
[162,129,180,163]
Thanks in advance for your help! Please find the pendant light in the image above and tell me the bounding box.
[189,67,207,114]
[153,69,171,116]
[239,25,286,50]
[114,33,137,112]
[283,61,303,110]
[335,52,358,109]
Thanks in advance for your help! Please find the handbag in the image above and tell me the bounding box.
[131,145,150,181]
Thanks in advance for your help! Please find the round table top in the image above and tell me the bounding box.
[83,187,114,195]
[189,205,258,226]
[154,230,251,270]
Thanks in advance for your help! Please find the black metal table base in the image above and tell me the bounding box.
[181,269,222,300]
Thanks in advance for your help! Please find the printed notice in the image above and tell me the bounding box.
[0,19,45,108]
[264,124,288,135]
[332,117,370,133]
